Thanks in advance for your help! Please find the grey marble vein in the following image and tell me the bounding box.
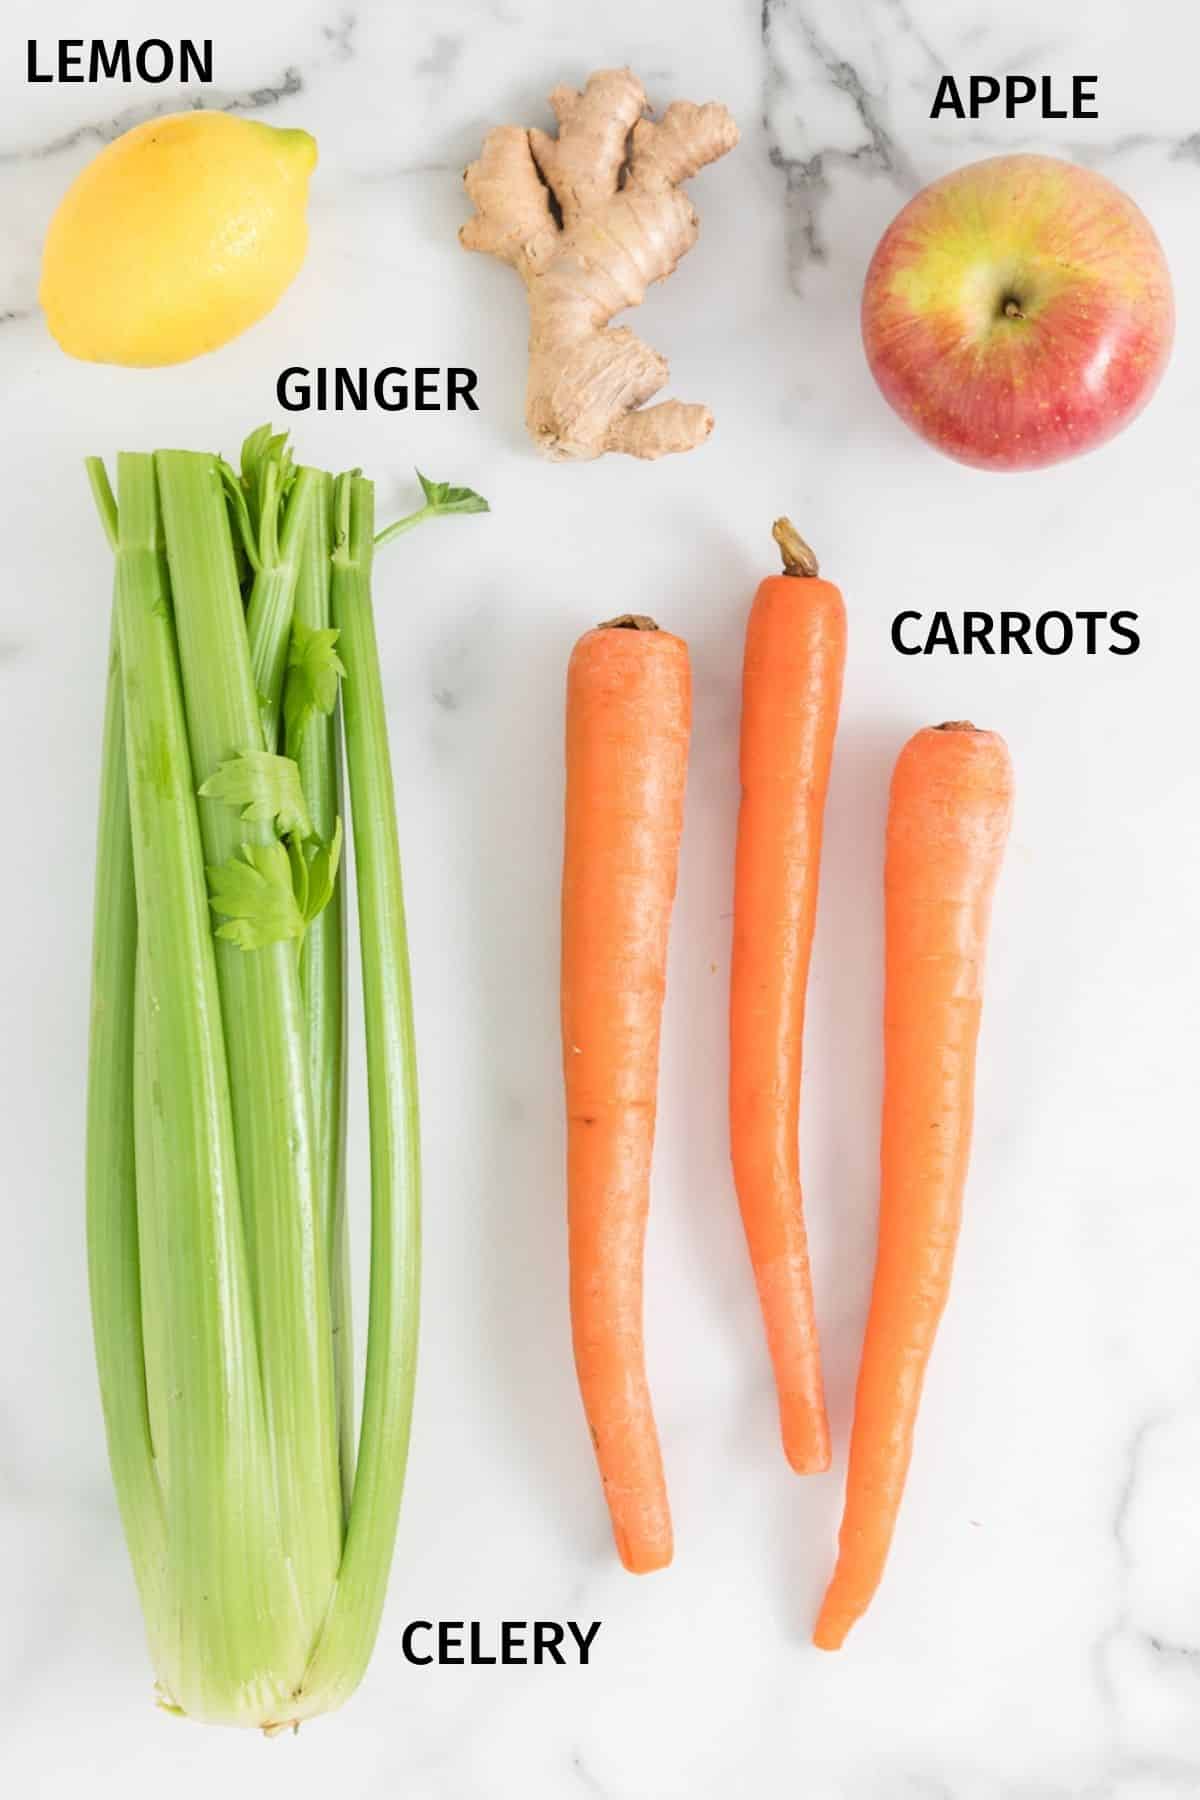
[877,0,944,70]
[762,0,919,283]
[417,33,466,80]
[1090,1410,1164,1723]
[570,1749,608,1796]
[1144,1633,1200,1668]
[1088,1401,1200,1785]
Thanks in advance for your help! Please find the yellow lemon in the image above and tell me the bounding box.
[39,112,317,366]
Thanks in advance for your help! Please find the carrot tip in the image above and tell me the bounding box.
[617,1543,674,1576]
[782,1413,832,1475]
[785,1444,833,1477]
[610,1511,674,1574]
[812,1613,850,1652]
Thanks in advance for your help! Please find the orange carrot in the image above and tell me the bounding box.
[730,520,846,1475]
[562,614,691,1574]
[814,722,1013,1650]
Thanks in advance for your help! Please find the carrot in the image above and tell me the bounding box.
[729,519,846,1475]
[814,721,1013,1650]
[562,613,691,1574]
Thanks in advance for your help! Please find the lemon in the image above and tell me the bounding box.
[40,112,317,367]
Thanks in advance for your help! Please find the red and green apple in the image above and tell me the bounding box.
[861,153,1174,471]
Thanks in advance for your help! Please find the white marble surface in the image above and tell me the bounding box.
[3,0,1200,1792]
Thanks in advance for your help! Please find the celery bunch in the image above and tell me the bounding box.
[85,434,485,1729]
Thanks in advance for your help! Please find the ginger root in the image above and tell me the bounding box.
[460,68,739,461]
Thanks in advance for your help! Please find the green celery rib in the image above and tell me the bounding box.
[247,465,322,750]
[85,456,118,550]
[154,451,342,1682]
[288,469,355,1523]
[84,504,167,1655]
[112,454,288,1724]
[300,473,420,1712]
[131,945,172,1498]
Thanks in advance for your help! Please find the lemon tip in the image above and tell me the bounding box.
[271,125,319,174]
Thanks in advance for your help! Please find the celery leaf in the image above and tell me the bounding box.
[285,620,346,751]
[283,818,343,927]
[240,425,295,568]
[301,817,343,924]
[416,470,490,516]
[207,843,306,950]
[218,459,261,575]
[199,751,314,841]
[287,831,310,920]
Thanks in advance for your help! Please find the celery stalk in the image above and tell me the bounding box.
[247,465,322,749]
[85,521,167,1650]
[154,450,341,1673]
[301,473,420,1707]
[287,469,355,1520]
[110,454,290,1724]
[85,456,118,550]
[130,947,172,1493]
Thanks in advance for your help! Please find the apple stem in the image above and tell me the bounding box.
[1003,298,1025,320]
[771,517,820,578]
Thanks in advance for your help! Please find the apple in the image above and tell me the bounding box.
[860,153,1174,471]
